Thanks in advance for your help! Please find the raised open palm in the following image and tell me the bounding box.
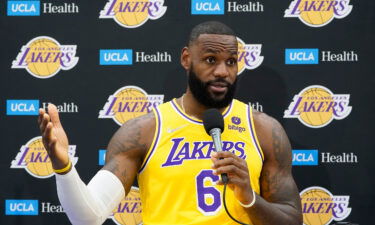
[38,104,70,170]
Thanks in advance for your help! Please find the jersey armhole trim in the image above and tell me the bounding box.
[247,106,264,162]
[138,107,162,173]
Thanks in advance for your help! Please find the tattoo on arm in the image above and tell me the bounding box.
[260,119,301,209]
[103,112,154,191]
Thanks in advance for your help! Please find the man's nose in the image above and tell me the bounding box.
[213,61,229,78]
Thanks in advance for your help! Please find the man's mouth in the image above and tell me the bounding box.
[208,81,229,93]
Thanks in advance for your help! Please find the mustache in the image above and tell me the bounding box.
[205,78,232,87]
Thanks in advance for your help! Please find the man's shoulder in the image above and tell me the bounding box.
[122,111,156,132]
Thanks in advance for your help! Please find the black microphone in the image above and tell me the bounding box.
[203,108,228,184]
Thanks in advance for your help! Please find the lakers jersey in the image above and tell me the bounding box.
[138,99,264,225]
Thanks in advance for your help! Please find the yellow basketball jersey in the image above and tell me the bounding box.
[138,99,264,225]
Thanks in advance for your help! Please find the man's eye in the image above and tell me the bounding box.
[206,57,215,64]
[227,59,237,65]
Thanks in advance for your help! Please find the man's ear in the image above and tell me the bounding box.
[180,47,191,70]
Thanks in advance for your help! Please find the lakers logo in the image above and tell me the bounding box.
[99,86,164,125]
[11,36,79,78]
[284,85,352,128]
[99,0,167,28]
[300,186,351,225]
[284,0,353,27]
[110,187,142,225]
[237,37,264,75]
[11,136,78,179]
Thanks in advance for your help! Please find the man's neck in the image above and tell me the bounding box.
[179,92,228,120]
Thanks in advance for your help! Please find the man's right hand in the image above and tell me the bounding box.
[38,104,70,172]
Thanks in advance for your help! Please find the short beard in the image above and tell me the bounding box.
[188,69,237,109]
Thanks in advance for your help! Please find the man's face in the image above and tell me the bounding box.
[187,34,238,108]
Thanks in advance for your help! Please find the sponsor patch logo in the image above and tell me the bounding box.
[191,0,224,15]
[11,136,78,178]
[285,48,319,64]
[5,199,38,215]
[231,116,241,125]
[228,116,246,133]
[12,36,79,78]
[284,85,352,128]
[99,86,164,125]
[284,0,353,27]
[300,186,351,225]
[6,100,39,115]
[99,0,167,28]
[7,1,40,16]
[110,187,142,225]
[237,37,264,75]
[292,150,318,166]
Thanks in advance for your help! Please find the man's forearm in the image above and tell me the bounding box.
[56,167,125,225]
[244,194,302,225]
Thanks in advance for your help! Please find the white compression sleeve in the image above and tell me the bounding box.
[55,167,125,225]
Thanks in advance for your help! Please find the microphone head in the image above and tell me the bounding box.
[202,108,224,135]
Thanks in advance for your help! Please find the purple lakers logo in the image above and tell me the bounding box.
[110,187,142,225]
[162,138,246,167]
[237,37,264,75]
[11,36,79,78]
[99,86,164,125]
[99,0,167,28]
[11,136,78,179]
[284,85,352,128]
[300,186,351,225]
[284,0,353,27]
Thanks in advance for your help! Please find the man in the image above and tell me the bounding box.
[38,21,302,225]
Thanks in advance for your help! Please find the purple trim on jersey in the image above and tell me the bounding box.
[247,106,264,161]
[223,101,232,118]
[138,107,162,173]
[171,99,233,123]
[171,100,202,124]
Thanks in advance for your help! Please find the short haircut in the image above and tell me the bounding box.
[188,21,236,46]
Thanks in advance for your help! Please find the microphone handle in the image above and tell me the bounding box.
[210,128,229,184]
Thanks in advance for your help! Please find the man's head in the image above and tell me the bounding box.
[181,21,238,109]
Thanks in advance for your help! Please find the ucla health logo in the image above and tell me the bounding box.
[292,150,318,166]
[7,0,40,16]
[12,36,79,78]
[300,186,351,225]
[5,199,38,215]
[98,149,107,165]
[237,37,263,75]
[284,0,353,27]
[100,49,133,65]
[7,100,39,115]
[11,136,78,178]
[99,86,164,125]
[284,85,352,128]
[191,0,224,15]
[285,49,319,64]
[99,0,167,28]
